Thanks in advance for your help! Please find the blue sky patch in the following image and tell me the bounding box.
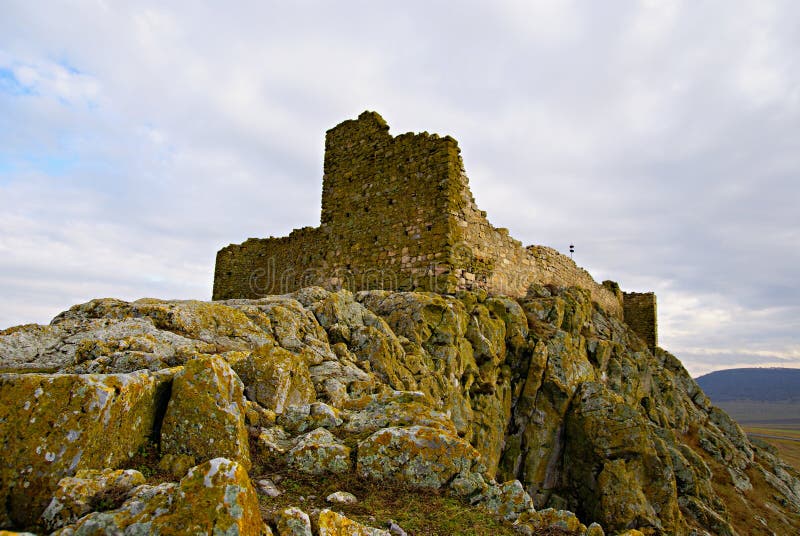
[0,67,35,96]
[56,58,81,75]
[0,153,79,178]
[29,155,77,175]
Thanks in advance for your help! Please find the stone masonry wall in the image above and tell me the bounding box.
[213,111,626,319]
[623,292,658,351]
[214,112,461,299]
[446,167,623,316]
[214,227,327,298]
[319,112,460,293]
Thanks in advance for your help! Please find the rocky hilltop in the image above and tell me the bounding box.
[1,286,799,535]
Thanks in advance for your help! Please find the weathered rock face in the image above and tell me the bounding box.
[51,458,267,535]
[287,428,351,475]
[0,369,171,527]
[563,382,681,533]
[160,355,251,469]
[317,509,389,536]
[230,343,316,414]
[41,468,146,531]
[356,425,482,489]
[1,288,798,535]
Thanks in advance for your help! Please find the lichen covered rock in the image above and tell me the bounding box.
[279,401,343,434]
[287,428,351,475]
[0,369,170,527]
[41,468,145,530]
[356,425,482,489]
[342,391,456,435]
[471,479,533,521]
[317,509,390,536]
[160,355,251,469]
[52,458,268,535]
[1,289,798,535]
[513,508,589,535]
[276,506,312,536]
[563,381,680,533]
[229,342,316,414]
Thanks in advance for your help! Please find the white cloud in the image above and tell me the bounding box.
[495,0,583,47]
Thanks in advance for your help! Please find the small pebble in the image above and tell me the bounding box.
[255,479,281,498]
[386,520,407,536]
[326,491,358,504]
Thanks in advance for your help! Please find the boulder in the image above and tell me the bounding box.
[279,402,343,433]
[276,506,312,536]
[317,509,390,536]
[160,355,251,469]
[342,391,456,435]
[513,508,589,535]
[287,428,351,475]
[41,468,145,530]
[255,426,294,457]
[229,343,316,414]
[0,316,200,374]
[471,479,533,521]
[357,425,482,489]
[449,471,488,497]
[52,458,268,535]
[0,369,170,527]
[326,491,358,504]
[255,479,282,498]
[307,290,415,391]
[54,298,276,353]
[225,296,334,365]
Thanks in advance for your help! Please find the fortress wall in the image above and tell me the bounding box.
[214,112,465,299]
[213,227,327,299]
[526,246,624,316]
[213,111,627,319]
[446,169,624,317]
[623,292,658,351]
[315,112,462,292]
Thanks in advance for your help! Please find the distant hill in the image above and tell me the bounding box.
[696,367,800,402]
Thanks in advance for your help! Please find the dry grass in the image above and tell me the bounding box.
[251,466,581,536]
[680,428,800,536]
[743,425,800,470]
[254,468,522,536]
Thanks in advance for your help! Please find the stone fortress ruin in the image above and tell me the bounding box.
[213,111,658,350]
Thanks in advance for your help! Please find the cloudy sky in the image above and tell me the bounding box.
[1,1,798,376]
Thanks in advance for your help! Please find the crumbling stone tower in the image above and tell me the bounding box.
[213,111,658,349]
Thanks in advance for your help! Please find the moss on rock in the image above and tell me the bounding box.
[160,356,251,469]
[356,425,482,489]
[52,458,268,535]
[0,369,171,527]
